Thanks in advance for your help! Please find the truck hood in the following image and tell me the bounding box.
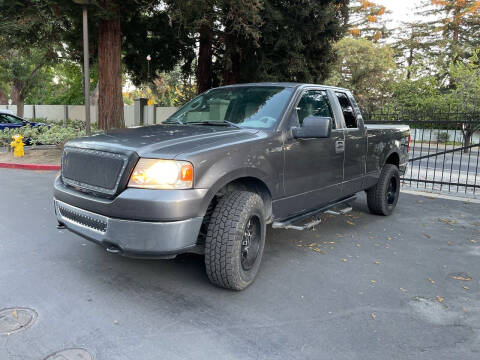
[66,124,261,159]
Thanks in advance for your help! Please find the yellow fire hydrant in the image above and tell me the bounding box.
[10,134,25,158]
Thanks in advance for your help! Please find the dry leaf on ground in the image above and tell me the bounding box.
[438,218,456,225]
[451,275,472,281]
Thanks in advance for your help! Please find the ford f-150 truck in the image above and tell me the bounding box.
[54,83,410,290]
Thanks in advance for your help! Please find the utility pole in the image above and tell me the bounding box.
[74,0,91,135]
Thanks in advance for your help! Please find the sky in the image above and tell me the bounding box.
[377,0,426,27]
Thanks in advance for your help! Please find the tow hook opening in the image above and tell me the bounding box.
[56,222,66,230]
[105,243,122,254]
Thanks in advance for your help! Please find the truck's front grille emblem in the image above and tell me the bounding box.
[58,205,107,233]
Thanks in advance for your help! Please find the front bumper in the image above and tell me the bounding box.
[53,175,209,222]
[54,199,203,257]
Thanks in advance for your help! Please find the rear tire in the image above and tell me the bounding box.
[366,164,400,216]
[205,191,266,290]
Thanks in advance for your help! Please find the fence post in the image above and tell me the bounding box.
[133,98,147,126]
[63,105,68,127]
[33,104,36,120]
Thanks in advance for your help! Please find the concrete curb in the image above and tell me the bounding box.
[0,162,60,171]
[401,189,480,203]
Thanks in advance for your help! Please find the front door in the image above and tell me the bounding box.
[280,89,344,219]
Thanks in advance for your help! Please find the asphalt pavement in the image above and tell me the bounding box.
[1,169,480,360]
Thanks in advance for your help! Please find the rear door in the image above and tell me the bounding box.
[333,91,367,196]
[280,88,345,218]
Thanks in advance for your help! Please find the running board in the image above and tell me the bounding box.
[272,196,356,231]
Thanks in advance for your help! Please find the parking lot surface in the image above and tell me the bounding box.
[1,169,480,360]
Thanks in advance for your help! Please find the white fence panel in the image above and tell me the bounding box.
[156,106,177,123]
[124,104,135,127]
[1,103,177,127]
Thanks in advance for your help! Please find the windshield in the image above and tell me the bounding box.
[166,86,294,129]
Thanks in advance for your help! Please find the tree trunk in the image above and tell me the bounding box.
[196,24,213,94]
[222,32,240,85]
[90,83,99,106]
[10,79,25,118]
[463,130,472,153]
[0,88,7,104]
[406,31,414,80]
[97,4,124,130]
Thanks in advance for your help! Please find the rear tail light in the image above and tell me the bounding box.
[407,135,411,153]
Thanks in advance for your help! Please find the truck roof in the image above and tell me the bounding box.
[216,82,350,92]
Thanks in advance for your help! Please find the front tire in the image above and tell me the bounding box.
[205,191,266,290]
[366,164,400,216]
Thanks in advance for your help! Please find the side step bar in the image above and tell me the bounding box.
[272,195,356,231]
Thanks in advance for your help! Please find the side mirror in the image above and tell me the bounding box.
[292,116,332,139]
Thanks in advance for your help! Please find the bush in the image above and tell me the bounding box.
[0,124,87,148]
[437,132,450,143]
[34,125,85,147]
[42,118,97,132]
[0,125,42,148]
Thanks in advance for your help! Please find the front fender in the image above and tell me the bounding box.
[197,167,276,216]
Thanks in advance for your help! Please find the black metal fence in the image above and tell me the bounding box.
[362,107,480,196]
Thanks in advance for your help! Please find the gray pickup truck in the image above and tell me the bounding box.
[54,83,410,290]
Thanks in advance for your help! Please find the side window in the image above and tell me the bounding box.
[5,115,23,124]
[0,114,8,123]
[335,92,357,129]
[3,115,23,124]
[293,90,335,129]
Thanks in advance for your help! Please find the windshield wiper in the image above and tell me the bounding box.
[185,121,241,128]
[164,118,184,125]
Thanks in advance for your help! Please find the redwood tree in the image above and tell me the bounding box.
[97,2,124,129]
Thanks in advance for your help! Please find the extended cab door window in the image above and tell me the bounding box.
[335,92,357,129]
[334,91,367,195]
[280,89,344,219]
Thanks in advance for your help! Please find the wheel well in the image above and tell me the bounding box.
[212,177,273,222]
[385,152,400,167]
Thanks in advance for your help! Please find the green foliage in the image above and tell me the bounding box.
[25,61,93,105]
[151,69,196,106]
[0,125,40,147]
[389,76,447,110]
[165,0,348,89]
[122,6,195,86]
[437,132,450,143]
[250,0,349,84]
[326,38,396,107]
[34,125,84,147]
[0,1,69,114]
[447,50,480,109]
[0,122,91,148]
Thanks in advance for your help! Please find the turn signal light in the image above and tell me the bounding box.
[180,164,193,182]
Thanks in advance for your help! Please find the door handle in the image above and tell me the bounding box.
[335,140,345,154]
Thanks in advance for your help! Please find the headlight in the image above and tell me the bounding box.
[128,159,193,189]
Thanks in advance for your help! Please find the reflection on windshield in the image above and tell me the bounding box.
[166,86,294,129]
